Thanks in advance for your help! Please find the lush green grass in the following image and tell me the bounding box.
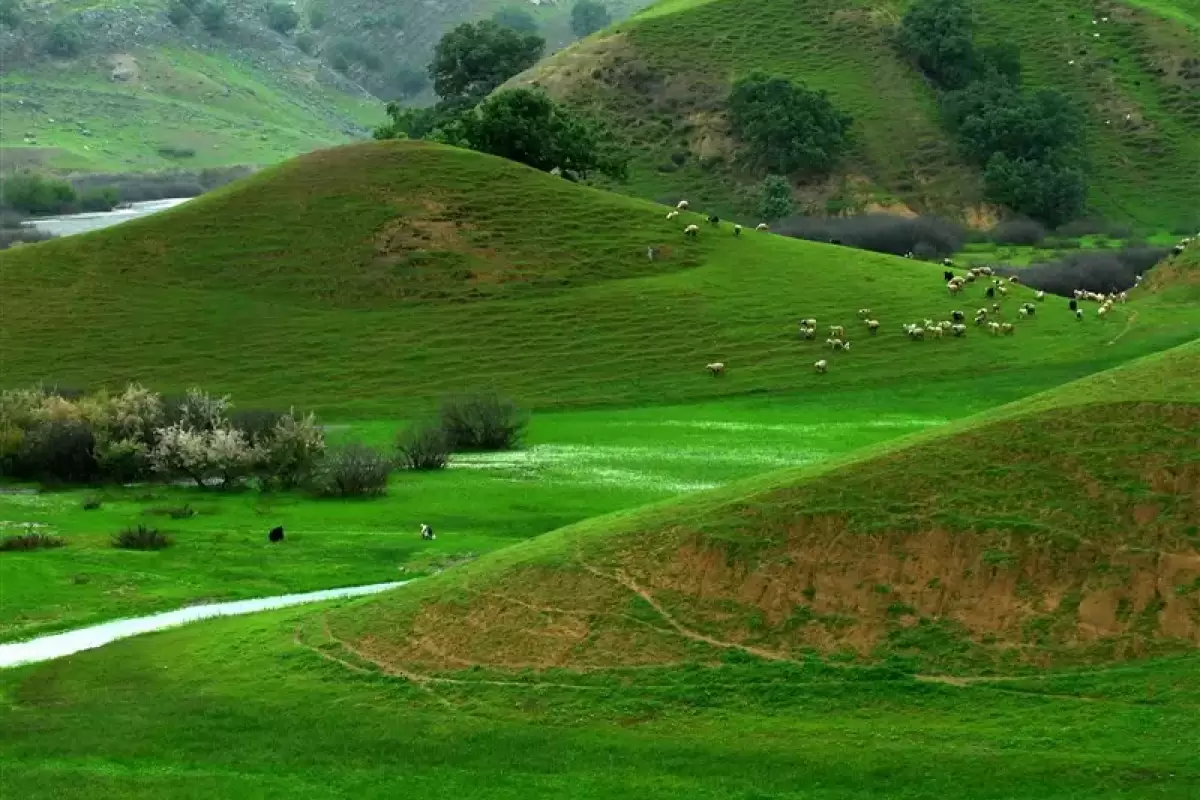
[0,47,381,171]
[519,0,1200,226]
[2,142,1195,418]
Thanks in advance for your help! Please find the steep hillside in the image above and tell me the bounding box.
[511,0,1200,226]
[0,0,648,171]
[326,340,1200,675]
[1,141,1195,415]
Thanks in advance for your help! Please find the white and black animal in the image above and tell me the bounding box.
[756,223,769,232]
[420,524,435,541]
[676,200,690,210]
[733,224,742,237]
[684,224,700,238]
[706,362,725,376]
[814,359,828,374]
[707,214,720,226]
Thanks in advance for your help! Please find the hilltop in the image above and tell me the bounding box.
[0,0,648,171]
[510,0,1200,226]
[1,140,1195,415]
[324,339,1200,675]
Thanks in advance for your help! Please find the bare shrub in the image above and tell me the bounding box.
[315,444,391,497]
[989,218,1046,246]
[396,421,451,470]
[775,213,965,259]
[992,246,1170,296]
[113,525,172,550]
[439,394,527,451]
[1,532,66,552]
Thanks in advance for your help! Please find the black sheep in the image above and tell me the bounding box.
[707,215,720,226]
[986,286,995,298]
[268,526,284,543]
[952,310,964,322]
[943,270,954,282]
[1069,298,1078,311]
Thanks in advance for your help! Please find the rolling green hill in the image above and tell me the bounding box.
[326,338,1200,676]
[510,0,1200,226]
[1,141,1195,416]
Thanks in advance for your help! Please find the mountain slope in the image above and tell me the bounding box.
[511,0,1200,226]
[326,339,1200,674]
[1,141,1195,416]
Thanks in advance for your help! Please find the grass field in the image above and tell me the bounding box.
[515,0,1200,226]
[2,344,1198,798]
[2,142,1195,418]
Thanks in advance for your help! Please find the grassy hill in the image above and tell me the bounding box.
[510,0,1200,227]
[1,140,1195,417]
[326,339,1200,676]
[0,0,647,172]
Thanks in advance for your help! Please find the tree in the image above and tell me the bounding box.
[728,72,854,176]
[45,19,84,57]
[570,0,611,38]
[949,85,1085,166]
[757,175,794,221]
[429,21,544,106]
[0,172,77,214]
[385,66,429,100]
[166,0,191,27]
[492,7,538,33]
[461,89,627,180]
[983,154,1086,228]
[198,0,227,34]
[0,0,23,28]
[265,2,300,35]
[307,3,326,29]
[896,0,978,90]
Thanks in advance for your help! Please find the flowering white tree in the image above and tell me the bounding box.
[150,422,262,488]
[262,410,326,488]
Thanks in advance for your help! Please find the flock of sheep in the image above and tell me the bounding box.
[684,207,1198,381]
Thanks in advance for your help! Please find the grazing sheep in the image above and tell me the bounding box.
[922,318,934,328]
[1069,298,1078,311]
[866,319,880,334]
[988,322,1002,335]
[1075,309,1084,320]
[814,359,828,374]
[706,362,725,376]
[1118,291,1127,303]
[830,325,845,338]
[939,320,952,329]
[977,307,988,318]
[942,257,954,267]
[951,310,965,322]
[1001,323,1015,335]
[997,285,1008,297]
[951,324,967,337]
[684,224,700,238]
[965,272,976,283]
[756,223,769,232]
[931,326,944,339]
[800,318,817,328]
[268,526,284,543]
[1019,307,1029,318]
[1036,291,1045,301]
[842,341,851,351]
[857,308,872,319]
[992,303,1000,312]
[1022,303,1035,316]
[1008,275,1020,284]
[907,327,925,341]
[677,200,690,210]
[948,281,962,296]
[420,524,435,541]
[734,224,742,237]
[904,251,914,259]
[666,210,679,220]
[707,214,720,226]
[800,326,816,340]
[944,270,954,282]
[826,337,844,350]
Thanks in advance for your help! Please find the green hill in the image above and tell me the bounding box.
[1,141,1194,416]
[325,339,1200,676]
[0,0,647,171]
[510,0,1200,226]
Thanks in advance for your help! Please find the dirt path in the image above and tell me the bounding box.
[1107,309,1139,345]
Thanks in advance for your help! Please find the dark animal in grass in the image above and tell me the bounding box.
[421,523,435,541]
[268,526,284,543]
[1069,298,1078,311]
[951,310,964,322]
[944,270,954,282]
[829,238,842,245]
[986,286,995,299]
[707,214,720,226]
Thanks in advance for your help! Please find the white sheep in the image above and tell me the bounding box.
[830,325,845,338]
[677,200,689,210]
[1075,309,1084,320]
[800,318,817,328]
[1019,307,1029,318]
[666,210,679,220]
[1036,290,1045,301]
[706,362,725,376]
[950,324,967,337]
[857,308,872,318]
[684,224,699,238]
[931,326,944,339]
[814,359,828,374]
[866,319,880,334]
[988,322,1001,335]
[733,224,742,237]
[948,282,962,296]
[826,338,844,350]
[756,223,769,232]
[1001,323,1015,335]
[800,327,816,340]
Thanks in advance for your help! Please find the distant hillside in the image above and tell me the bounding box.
[1,141,1195,416]
[326,340,1200,675]
[0,0,648,171]
[509,0,1200,227]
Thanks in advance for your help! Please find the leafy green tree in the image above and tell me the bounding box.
[428,21,544,107]
[461,88,627,180]
[166,0,191,27]
[728,72,854,176]
[373,104,459,142]
[45,19,84,57]
[307,3,326,29]
[386,66,429,100]
[570,0,611,38]
[264,2,300,35]
[896,0,978,90]
[197,0,227,34]
[983,154,1086,228]
[0,172,77,214]
[757,175,794,221]
[491,7,538,33]
[0,0,23,28]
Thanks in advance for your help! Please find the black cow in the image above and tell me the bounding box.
[268,526,284,543]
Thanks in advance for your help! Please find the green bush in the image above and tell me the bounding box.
[0,0,22,28]
[295,31,317,55]
[45,19,84,58]
[438,394,526,452]
[728,72,853,176]
[14,420,100,484]
[265,1,300,34]
[491,7,538,33]
[82,495,102,510]
[757,175,794,221]
[0,532,65,552]
[315,444,391,497]
[570,0,611,38]
[395,421,451,471]
[326,38,382,72]
[197,0,226,34]
[78,187,120,213]
[166,0,191,27]
[896,0,977,90]
[983,154,1086,229]
[114,525,172,550]
[1,172,77,215]
[307,3,326,29]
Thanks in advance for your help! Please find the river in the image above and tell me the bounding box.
[23,197,193,238]
[0,581,406,669]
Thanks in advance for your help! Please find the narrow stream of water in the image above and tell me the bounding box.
[23,197,192,238]
[0,581,406,669]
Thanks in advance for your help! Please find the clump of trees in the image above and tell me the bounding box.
[775,212,965,259]
[430,20,544,110]
[0,0,23,28]
[45,19,84,57]
[728,72,854,177]
[264,1,300,35]
[897,0,1087,226]
[492,7,539,34]
[570,0,611,38]
[757,175,794,221]
[1,386,528,497]
[992,246,1169,296]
